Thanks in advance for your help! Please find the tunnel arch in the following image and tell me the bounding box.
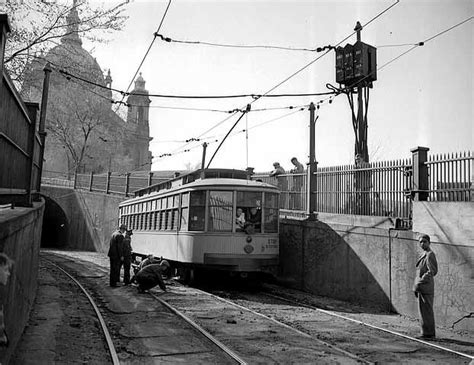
[41,196,69,248]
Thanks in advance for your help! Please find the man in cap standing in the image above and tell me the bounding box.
[108,224,126,287]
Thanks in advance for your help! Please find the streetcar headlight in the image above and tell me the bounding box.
[246,236,252,243]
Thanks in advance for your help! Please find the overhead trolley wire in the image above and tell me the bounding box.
[340,14,474,94]
[156,106,308,162]
[155,32,333,53]
[201,0,400,168]
[54,66,336,100]
[115,0,172,109]
[250,0,400,104]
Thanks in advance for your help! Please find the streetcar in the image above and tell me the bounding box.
[118,169,280,279]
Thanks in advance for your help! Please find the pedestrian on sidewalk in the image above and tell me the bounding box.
[413,234,438,339]
[107,224,126,287]
[122,230,133,285]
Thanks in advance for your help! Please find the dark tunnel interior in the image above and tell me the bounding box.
[41,196,69,248]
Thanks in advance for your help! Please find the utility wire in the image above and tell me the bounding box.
[156,33,333,53]
[151,11,472,166]
[250,0,400,104]
[116,0,172,109]
[55,66,336,99]
[341,14,474,93]
[156,106,307,162]
[185,1,400,168]
[206,106,250,168]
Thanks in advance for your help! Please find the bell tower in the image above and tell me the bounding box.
[126,73,152,170]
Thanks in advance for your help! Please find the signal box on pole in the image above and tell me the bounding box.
[335,41,377,87]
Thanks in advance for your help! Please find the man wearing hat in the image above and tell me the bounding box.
[269,162,287,196]
[107,224,126,287]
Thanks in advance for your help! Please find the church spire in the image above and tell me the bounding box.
[62,0,82,46]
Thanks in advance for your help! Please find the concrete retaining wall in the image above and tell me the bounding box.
[0,200,45,364]
[279,202,474,332]
[40,185,474,332]
[41,186,126,252]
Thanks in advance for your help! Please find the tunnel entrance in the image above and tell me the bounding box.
[41,196,69,248]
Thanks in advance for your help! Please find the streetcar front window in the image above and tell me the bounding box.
[237,191,263,233]
[208,191,233,232]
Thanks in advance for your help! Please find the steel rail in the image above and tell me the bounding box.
[42,258,121,365]
[264,292,474,361]
[149,292,247,365]
[188,287,372,364]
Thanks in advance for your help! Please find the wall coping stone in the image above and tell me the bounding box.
[0,200,45,241]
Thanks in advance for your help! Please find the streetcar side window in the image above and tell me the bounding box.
[180,193,189,231]
[208,191,233,232]
[159,211,164,230]
[144,212,149,230]
[189,191,206,231]
[171,194,180,230]
[264,192,279,233]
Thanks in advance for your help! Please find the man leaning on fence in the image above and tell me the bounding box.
[290,157,304,209]
[108,224,126,287]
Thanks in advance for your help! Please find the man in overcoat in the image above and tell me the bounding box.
[413,234,438,339]
[108,224,126,287]
[122,230,133,285]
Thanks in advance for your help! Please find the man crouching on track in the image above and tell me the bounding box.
[131,260,170,293]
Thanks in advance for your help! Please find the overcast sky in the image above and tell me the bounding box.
[86,0,472,172]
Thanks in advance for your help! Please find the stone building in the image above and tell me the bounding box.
[21,3,152,176]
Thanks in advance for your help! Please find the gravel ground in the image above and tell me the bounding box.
[12,262,112,364]
[12,250,474,364]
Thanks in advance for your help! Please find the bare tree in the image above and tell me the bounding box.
[46,81,124,174]
[1,0,128,84]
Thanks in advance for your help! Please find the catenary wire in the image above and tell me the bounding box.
[199,0,399,168]
[156,32,333,52]
[116,0,172,109]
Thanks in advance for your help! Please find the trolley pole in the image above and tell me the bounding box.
[307,102,318,220]
[200,142,208,179]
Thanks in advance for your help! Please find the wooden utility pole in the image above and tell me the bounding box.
[37,62,52,193]
[355,21,369,163]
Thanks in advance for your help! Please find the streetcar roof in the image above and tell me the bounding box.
[120,177,278,205]
[130,168,269,197]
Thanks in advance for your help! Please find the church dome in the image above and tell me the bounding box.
[40,0,106,86]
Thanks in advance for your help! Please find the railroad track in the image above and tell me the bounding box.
[262,291,474,362]
[40,253,242,364]
[195,285,474,364]
[43,258,120,365]
[39,251,474,364]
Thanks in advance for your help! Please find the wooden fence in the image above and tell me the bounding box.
[0,15,49,206]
